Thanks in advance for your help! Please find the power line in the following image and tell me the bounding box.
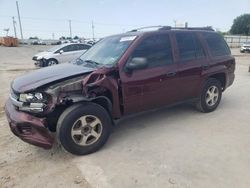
[0,14,142,27]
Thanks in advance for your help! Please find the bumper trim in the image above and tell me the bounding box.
[5,99,54,149]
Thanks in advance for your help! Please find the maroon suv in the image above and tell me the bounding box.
[5,26,235,155]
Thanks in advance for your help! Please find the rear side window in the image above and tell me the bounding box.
[131,34,173,68]
[176,32,205,61]
[70,45,79,51]
[202,32,230,57]
[78,44,91,50]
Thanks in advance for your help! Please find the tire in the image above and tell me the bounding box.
[46,59,58,66]
[196,78,222,113]
[57,102,112,155]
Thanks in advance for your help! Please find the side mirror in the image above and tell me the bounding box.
[125,57,148,73]
[59,50,64,54]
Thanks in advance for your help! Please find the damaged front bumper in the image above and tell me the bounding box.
[4,99,54,149]
[33,58,47,67]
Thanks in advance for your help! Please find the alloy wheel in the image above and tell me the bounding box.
[205,86,219,106]
[71,115,103,146]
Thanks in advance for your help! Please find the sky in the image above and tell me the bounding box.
[0,0,249,39]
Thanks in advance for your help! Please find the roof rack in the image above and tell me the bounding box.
[129,26,214,32]
[129,25,166,32]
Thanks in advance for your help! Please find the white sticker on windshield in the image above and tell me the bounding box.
[120,36,137,42]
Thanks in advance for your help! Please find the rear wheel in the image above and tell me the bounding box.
[57,103,112,155]
[196,78,222,113]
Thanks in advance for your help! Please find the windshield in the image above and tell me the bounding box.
[76,35,137,66]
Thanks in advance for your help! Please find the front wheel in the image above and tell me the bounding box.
[57,103,112,155]
[196,78,222,113]
[46,59,58,66]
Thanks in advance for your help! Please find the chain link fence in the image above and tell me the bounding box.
[224,35,250,48]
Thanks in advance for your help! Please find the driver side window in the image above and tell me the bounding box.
[131,34,173,69]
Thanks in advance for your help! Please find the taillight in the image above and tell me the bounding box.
[227,59,235,72]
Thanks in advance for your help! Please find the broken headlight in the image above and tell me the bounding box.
[19,93,44,103]
[17,93,47,113]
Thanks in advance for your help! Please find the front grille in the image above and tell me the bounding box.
[32,56,38,61]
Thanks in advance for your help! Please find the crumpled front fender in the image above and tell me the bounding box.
[82,67,121,118]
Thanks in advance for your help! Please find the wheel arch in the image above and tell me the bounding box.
[208,72,226,91]
[68,95,113,115]
[90,96,113,115]
[47,58,58,63]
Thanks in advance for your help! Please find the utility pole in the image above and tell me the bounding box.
[16,1,23,40]
[69,20,72,38]
[12,16,17,38]
[173,20,177,28]
[92,20,95,41]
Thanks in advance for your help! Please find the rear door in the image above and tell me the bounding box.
[174,32,208,100]
[120,34,178,114]
[67,44,91,61]
[77,44,91,55]
[66,44,81,62]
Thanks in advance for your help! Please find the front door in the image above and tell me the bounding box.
[120,34,179,115]
[55,44,75,63]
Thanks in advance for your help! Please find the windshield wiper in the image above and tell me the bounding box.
[84,59,100,66]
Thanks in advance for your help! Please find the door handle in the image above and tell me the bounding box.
[166,72,176,77]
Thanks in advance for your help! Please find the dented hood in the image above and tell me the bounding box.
[12,63,95,93]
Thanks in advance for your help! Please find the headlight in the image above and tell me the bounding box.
[36,56,43,60]
[19,93,44,103]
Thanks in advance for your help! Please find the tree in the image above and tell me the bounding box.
[29,36,38,39]
[230,14,250,35]
[59,36,66,40]
[73,36,79,40]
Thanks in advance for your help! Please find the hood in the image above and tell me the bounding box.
[33,51,53,59]
[12,63,95,93]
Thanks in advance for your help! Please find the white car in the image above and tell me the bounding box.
[240,42,250,53]
[32,43,91,67]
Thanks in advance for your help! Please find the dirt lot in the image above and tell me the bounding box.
[0,45,250,188]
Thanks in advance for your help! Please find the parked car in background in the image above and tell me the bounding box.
[240,42,250,53]
[51,40,62,45]
[60,40,71,44]
[86,40,96,45]
[31,39,46,45]
[5,26,235,155]
[32,43,91,67]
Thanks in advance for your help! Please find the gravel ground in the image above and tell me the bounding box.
[0,45,250,188]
